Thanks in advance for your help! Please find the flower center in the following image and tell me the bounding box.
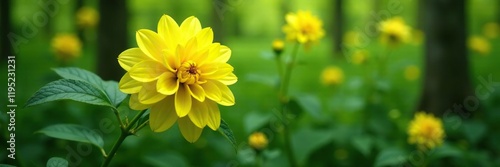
[177,61,200,85]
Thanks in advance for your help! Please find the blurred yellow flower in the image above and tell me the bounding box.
[379,17,411,46]
[351,50,368,65]
[51,33,82,61]
[468,36,491,56]
[483,22,499,39]
[343,31,361,47]
[408,112,445,150]
[248,132,268,151]
[272,39,285,55]
[283,10,325,46]
[118,15,237,143]
[76,7,99,29]
[404,65,420,81]
[320,66,344,85]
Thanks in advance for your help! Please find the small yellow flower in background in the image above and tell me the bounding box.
[343,31,361,47]
[379,16,411,46]
[404,65,420,81]
[469,36,491,56]
[248,132,268,151]
[483,22,500,39]
[272,39,285,55]
[283,10,325,47]
[320,66,344,86]
[351,50,368,65]
[51,33,82,61]
[118,15,237,143]
[76,7,99,29]
[408,112,445,150]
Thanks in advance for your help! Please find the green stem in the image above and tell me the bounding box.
[275,56,284,80]
[277,42,300,167]
[101,109,147,167]
[111,107,125,128]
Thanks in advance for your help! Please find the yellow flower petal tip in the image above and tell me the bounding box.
[118,14,237,143]
[407,112,445,150]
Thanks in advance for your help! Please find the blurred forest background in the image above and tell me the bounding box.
[1,0,500,166]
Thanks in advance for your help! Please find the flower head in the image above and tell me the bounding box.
[320,66,344,86]
[404,65,420,81]
[469,36,491,56]
[483,22,499,39]
[248,132,268,151]
[351,50,368,65]
[51,33,82,62]
[118,15,237,143]
[379,17,411,46]
[272,39,285,55]
[408,112,445,150]
[283,10,324,46]
[76,7,99,29]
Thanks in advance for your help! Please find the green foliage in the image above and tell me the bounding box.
[37,124,104,150]
[218,119,238,151]
[46,157,68,167]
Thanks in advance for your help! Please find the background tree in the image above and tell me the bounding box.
[1,0,12,61]
[333,0,343,54]
[97,0,128,81]
[419,0,472,116]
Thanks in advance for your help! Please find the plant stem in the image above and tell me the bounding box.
[101,109,147,167]
[111,107,125,128]
[277,42,300,167]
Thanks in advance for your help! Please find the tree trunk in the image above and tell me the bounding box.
[418,0,472,116]
[1,0,12,61]
[97,0,128,81]
[333,0,343,54]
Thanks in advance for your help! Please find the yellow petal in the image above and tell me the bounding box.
[201,80,222,102]
[157,72,179,95]
[187,100,208,128]
[118,48,147,71]
[136,29,166,63]
[175,84,192,117]
[129,94,151,110]
[178,116,203,143]
[213,45,231,63]
[180,16,202,42]
[129,60,166,82]
[218,73,237,85]
[164,49,180,72]
[138,81,166,104]
[187,84,205,102]
[150,96,177,132]
[212,81,235,106]
[202,63,233,80]
[157,15,180,50]
[195,28,213,48]
[205,100,221,130]
[119,72,142,94]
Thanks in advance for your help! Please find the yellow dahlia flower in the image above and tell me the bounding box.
[248,132,268,151]
[76,7,99,29]
[468,36,491,56]
[51,33,82,62]
[404,65,420,81]
[118,15,237,143]
[379,17,411,46]
[283,10,325,46]
[408,112,445,150]
[320,66,344,86]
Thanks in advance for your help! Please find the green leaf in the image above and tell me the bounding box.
[351,135,373,157]
[292,128,335,166]
[0,164,17,167]
[463,121,487,145]
[292,94,322,119]
[145,152,189,167]
[218,119,237,150]
[244,112,271,133]
[46,157,68,167]
[431,143,462,159]
[37,124,104,149]
[25,79,112,107]
[54,67,126,107]
[374,148,407,167]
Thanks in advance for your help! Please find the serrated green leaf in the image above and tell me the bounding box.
[374,148,406,167]
[46,157,68,167]
[54,67,126,107]
[37,124,104,149]
[25,79,112,107]
[292,128,335,166]
[218,119,237,150]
